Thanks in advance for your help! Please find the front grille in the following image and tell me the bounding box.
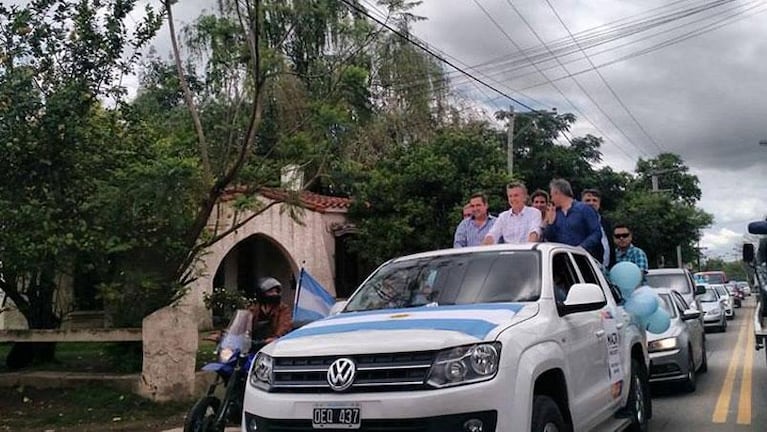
[650,362,681,376]
[271,351,436,393]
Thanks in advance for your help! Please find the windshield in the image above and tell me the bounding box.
[344,251,541,312]
[699,288,718,302]
[694,272,725,284]
[646,273,691,294]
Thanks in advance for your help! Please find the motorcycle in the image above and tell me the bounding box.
[184,309,265,432]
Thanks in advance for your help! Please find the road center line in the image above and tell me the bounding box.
[737,315,754,425]
[712,317,748,423]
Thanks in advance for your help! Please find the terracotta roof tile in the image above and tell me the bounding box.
[221,186,351,213]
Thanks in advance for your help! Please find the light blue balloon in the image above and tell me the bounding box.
[628,290,659,319]
[646,308,671,334]
[609,262,643,297]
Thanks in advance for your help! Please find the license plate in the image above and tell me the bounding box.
[312,406,361,429]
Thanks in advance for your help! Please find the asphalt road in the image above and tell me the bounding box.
[649,296,766,431]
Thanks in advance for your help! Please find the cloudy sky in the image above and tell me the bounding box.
[15,0,763,260]
[151,0,766,259]
[402,0,767,259]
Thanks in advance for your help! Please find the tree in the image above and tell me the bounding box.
[0,0,163,365]
[347,123,508,266]
[633,152,701,205]
[609,191,713,268]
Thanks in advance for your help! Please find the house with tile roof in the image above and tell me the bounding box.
[181,185,364,328]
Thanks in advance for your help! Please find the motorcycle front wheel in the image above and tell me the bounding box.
[183,395,221,432]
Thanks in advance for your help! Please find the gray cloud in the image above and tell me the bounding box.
[409,0,767,257]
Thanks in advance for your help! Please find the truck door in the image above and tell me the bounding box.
[552,251,609,429]
[571,252,620,426]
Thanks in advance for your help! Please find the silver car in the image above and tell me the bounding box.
[646,268,704,319]
[647,288,707,392]
[699,287,727,332]
[711,284,735,319]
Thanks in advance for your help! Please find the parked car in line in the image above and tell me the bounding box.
[646,268,704,318]
[244,243,652,432]
[694,271,728,285]
[737,281,752,296]
[711,284,735,319]
[647,288,707,392]
[699,287,728,332]
[727,284,743,308]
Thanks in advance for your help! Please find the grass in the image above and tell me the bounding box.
[0,338,220,374]
[0,340,221,431]
[0,385,189,431]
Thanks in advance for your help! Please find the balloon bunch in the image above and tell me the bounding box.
[609,262,671,334]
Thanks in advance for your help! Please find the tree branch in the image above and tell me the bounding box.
[165,0,213,183]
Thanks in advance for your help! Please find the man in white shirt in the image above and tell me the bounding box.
[483,182,542,244]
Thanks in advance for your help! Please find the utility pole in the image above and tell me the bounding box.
[507,105,515,177]
[649,167,683,266]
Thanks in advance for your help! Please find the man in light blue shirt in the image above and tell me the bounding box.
[454,192,496,248]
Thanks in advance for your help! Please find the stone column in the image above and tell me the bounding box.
[137,306,198,402]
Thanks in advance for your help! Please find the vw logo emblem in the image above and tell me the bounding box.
[327,358,356,392]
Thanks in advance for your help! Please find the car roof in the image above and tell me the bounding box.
[651,287,681,295]
[647,268,687,275]
[388,242,585,263]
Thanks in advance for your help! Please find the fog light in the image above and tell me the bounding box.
[248,417,258,431]
[463,418,484,432]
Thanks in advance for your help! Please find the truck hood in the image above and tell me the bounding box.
[267,303,539,356]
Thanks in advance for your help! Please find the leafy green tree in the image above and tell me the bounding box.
[609,191,713,268]
[347,124,508,266]
[633,152,701,205]
[0,0,162,365]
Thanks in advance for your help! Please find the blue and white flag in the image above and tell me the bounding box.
[293,268,335,324]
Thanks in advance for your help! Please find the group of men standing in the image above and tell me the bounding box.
[453,178,648,273]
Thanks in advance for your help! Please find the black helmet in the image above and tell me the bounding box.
[256,277,282,301]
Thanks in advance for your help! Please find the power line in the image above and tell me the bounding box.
[471,0,635,160]
[337,0,546,113]
[503,0,652,158]
[516,1,767,92]
[543,0,666,154]
[439,0,740,90]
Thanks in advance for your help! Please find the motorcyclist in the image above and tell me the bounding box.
[249,277,293,343]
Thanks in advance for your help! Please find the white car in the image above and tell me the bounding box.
[710,284,735,319]
[243,244,651,432]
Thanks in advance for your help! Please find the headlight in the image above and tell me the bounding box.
[648,337,678,352]
[427,343,501,388]
[249,353,273,390]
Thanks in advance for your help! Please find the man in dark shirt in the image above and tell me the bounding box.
[582,188,615,269]
[542,178,603,260]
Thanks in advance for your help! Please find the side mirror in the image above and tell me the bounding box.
[562,283,607,314]
[681,308,701,321]
[743,243,755,263]
[329,300,348,316]
[748,221,767,235]
[695,285,706,296]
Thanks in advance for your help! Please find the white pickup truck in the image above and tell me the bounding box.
[243,243,650,432]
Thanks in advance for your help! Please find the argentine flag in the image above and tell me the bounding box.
[293,268,335,324]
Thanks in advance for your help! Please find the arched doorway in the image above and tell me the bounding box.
[210,234,297,326]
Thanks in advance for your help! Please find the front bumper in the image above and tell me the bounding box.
[243,378,513,431]
[703,313,723,327]
[244,410,497,432]
[648,349,687,383]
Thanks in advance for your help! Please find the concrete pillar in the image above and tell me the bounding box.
[137,306,198,402]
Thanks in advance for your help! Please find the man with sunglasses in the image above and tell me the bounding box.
[613,224,649,279]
